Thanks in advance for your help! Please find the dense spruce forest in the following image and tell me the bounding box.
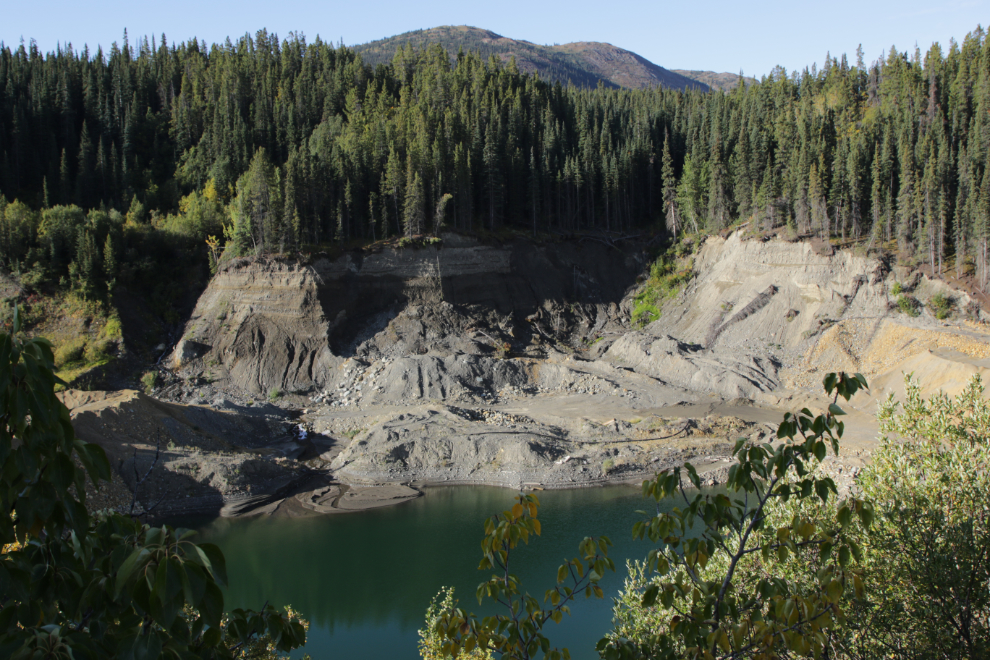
[1,26,989,301]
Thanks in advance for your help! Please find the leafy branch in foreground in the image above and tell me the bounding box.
[0,307,306,659]
[600,372,874,660]
[430,493,614,660]
[420,588,492,660]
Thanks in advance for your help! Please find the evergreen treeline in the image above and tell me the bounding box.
[1,26,989,293]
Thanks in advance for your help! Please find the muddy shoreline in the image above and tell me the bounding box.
[72,385,864,522]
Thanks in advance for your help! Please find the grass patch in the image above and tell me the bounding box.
[85,338,113,363]
[268,386,281,401]
[342,428,364,439]
[59,293,107,320]
[101,313,123,340]
[54,337,87,367]
[397,236,442,249]
[53,335,115,388]
[631,257,693,328]
[56,355,112,389]
[141,371,158,394]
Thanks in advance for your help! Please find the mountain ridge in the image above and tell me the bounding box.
[352,25,710,91]
[672,69,757,92]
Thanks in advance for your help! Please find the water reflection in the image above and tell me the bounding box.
[190,484,707,659]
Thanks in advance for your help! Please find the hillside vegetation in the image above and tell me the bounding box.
[353,25,706,91]
[0,27,987,269]
[0,25,990,387]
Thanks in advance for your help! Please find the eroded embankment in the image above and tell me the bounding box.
[171,234,645,396]
[80,231,990,517]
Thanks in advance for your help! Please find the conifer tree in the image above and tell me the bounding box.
[404,172,425,236]
[0,26,988,287]
[661,133,678,236]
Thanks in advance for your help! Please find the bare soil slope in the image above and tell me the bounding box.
[79,230,990,516]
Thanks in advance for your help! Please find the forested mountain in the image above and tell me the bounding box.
[672,69,757,92]
[0,25,989,305]
[352,25,706,91]
[551,41,706,91]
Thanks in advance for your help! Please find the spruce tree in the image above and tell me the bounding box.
[661,132,678,236]
[404,172,425,237]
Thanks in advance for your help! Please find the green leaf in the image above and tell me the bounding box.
[115,548,151,597]
[48,452,75,493]
[132,630,163,660]
[198,580,224,629]
[814,480,830,504]
[849,541,863,563]
[858,503,875,527]
[196,543,227,586]
[685,463,701,488]
[814,440,827,462]
[80,442,111,482]
[202,625,222,647]
[826,579,843,603]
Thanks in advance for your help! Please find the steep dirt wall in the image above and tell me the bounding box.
[312,236,643,350]
[171,235,644,395]
[654,233,889,351]
[173,260,336,396]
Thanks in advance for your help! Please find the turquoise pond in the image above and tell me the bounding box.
[186,484,706,659]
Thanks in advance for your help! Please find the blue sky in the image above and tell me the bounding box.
[2,0,986,78]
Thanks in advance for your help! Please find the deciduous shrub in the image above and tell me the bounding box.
[896,294,919,316]
[428,493,613,660]
[927,292,954,319]
[0,308,308,659]
[847,374,990,659]
[600,373,872,660]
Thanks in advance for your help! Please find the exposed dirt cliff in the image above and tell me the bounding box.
[80,230,990,517]
[171,234,644,396]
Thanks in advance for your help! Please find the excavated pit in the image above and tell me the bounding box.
[80,231,990,517]
[172,234,644,396]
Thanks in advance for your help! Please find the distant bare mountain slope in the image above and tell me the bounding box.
[671,70,757,92]
[551,42,704,91]
[353,25,708,91]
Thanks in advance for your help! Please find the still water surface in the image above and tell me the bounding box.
[190,485,699,659]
